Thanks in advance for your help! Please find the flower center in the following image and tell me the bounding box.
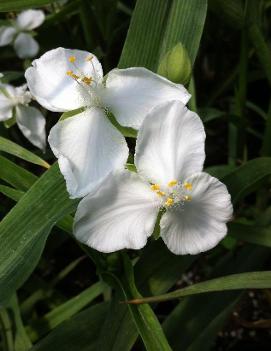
[150,180,193,208]
[65,55,102,106]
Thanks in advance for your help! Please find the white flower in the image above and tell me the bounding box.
[0,83,46,150]
[0,10,45,58]
[73,101,233,255]
[25,47,190,198]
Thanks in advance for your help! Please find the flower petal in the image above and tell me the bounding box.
[160,172,233,255]
[0,86,14,121]
[48,107,128,198]
[25,47,103,112]
[16,10,45,30]
[74,170,160,253]
[0,26,16,46]
[15,105,46,150]
[135,100,206,186]
[102,67,191,129]
[14,33,39,58]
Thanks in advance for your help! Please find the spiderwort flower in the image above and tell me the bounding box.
[74,101,233,255]
[25,47,191,198]
[0,10,45,59]
[0,83,46,150]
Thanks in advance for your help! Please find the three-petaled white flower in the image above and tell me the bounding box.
[25,47,191,198]
[73,101,233,255]
[0,10,45,58]
[0,82,46,150]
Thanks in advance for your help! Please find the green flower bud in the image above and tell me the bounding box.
[158,43,192,85]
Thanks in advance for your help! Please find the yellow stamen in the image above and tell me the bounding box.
[82,76,93,85]
[151,184,160,191]
[86,55,93,61]
[168,179,178,187]
[66,70,73,76]
[183,195,192,201]
[165,197,174,207]
[183,182,192,191]
[156,191,166,197]
[69,56,76,63]
[72,73,79,79]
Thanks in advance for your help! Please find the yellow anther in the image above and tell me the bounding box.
[156,191,166,197]
[168,179,178,187]
[151,184,160,191]
[183,182,192,191]
[82,76,93,85]
[71,73,79,79]
[183,195,192,201]
[165,197,174,207]
[86,55,93,61]
[66,70,73,76]
[69,56,76,63]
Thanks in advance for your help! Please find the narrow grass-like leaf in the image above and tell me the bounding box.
[0,137,50,169]
[0,163,76,303]
[0,0,55,11]
[28,282,105,341]
[119,0,207,71]
[30,303,108,351]
[126,271,271,304]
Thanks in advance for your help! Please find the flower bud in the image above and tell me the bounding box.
[158,43,192,85]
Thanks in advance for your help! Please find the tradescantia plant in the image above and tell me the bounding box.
[0,0,271,351]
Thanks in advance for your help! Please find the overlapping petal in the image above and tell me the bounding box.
[15,105,46,150]
[16,9,45,30]
[25,48,103,112]
[160,172,233,255]
[135,100,206,187]
[0,89,14,121]
[0,26,16,46]
[48,108,128,198]
[102,67,191,129]
[14,33,39,59]
[74,171,160,252]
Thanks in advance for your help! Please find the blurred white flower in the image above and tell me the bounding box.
[74,101,233,255]
[0,10,45,58]
[25,47,191,198]
[0,83,46,150]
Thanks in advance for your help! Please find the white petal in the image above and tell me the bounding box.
[102,67,191,129]
[25,47,103,112]
[16,10,45,30]
[0,85,14,121]
[15,105,46,150]
[135,100,206,186]
[74,170,160,253]
[160,172,233,255]
[14,33,39,58]
[48,107,128,198]
[0,26,16,46]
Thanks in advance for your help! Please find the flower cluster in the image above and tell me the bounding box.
[0,78,46,150]
[0,10,45,59]
[24,47,233,255]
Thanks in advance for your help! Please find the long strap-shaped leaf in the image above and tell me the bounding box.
[126,271,271,304]
[0,163,77,304]
[119,0,207,71]
[0,0,55,11]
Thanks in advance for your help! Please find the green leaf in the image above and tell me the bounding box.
[0,163,76,303]
[0,137,50,169]
[222,157,271,203]
[229,222,271,248]
[125,271,271,304]
[0,0,55,11]
[98,242,195,350]
[0,155,37,191]
[162,245,269,351]
[118,254,172,351]
[119,0,207,71]
[28,282,105,341]
[0,184,24,202]
[30,303,108,351]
